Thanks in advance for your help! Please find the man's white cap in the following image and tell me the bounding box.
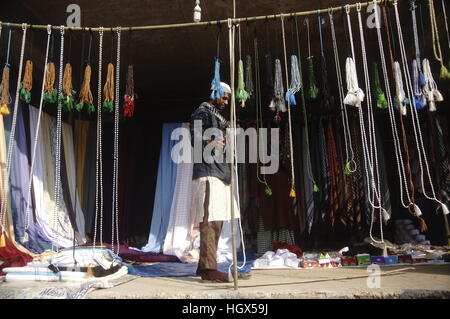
[220,82,231,94]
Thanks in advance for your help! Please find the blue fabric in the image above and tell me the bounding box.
[141,123,181,253]
[126,251,254,277]
[7,103,51,253]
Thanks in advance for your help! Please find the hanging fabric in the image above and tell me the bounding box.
[20,27,33,104]
[0,29,13,115]
[76,31,94,113]
[371,62,388,109]
[304,18,318,100]
[393,0,449,216]
[236,24,249,107]
[429,0,450,79]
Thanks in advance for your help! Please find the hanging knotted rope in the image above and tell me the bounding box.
[304,18,318,100]
[123,65,137,117]
[210,58,223,99]
[0,29,13,115]
[374,0,426,230]
[422,58,444,111]
[76,32,94,112]
[394,61,408,115]
[329,9,357,176]
[429,0,450,79]
[410,0,426,109]
[25,25,52,232]
[393,0,449,217]
[103,63,115,112]
[236,24,249,107]
[61,30,76,111]
[280,15,296,198]
[43,33,58,104]
[244,54,254,99]
[20,59,33,104]
[371,62,388,109]
[285,55,301,106]
[0,24,28,245]
[269,59,286,116]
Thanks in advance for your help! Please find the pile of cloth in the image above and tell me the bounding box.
[253,249,302,269]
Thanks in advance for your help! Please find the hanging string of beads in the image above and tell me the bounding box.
[20,27,33,104]
[0,24,28,246]
[93,27,104,248]
[0,29,13,115]
[76,31,94,113]
[429,0,450,79]
[25,25,52,232]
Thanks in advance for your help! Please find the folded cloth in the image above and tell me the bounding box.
[284,257,301,268]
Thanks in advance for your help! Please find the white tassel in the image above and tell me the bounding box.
[412,203,423,217]
[344,57,365,107]
[434,90,444,102]
[394,62,408,116]
[440,203,450,215]
[429,100,437,112]
[422,58,444,112]
[382,208,391,224]
[268,100,276,111]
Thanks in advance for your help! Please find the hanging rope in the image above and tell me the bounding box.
[244,54,254,99]
[429,0,450,79]
[0,29,13,115]
[20,59,33,104]
[123,65,137,117]
[442,0,450,57]
[76,32,94,112]
[61,30,75,111]
[25,25,52,231]
[285,55,301,106]
[103,63,115,112]
[236,24,249,107]
[304,18,319,100]
[280,15,296,198]
[393,0,449,216]
[0,24,28,243]
[394,61,408,115]
[371,62,388,109]
[422,58,444,111]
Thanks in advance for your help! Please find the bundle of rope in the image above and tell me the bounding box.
[236,25,249,108]
[62,63,76,111]
[285,55,301,106]
[123,65,138,117]
[268,59,286,116]
[75,64,94,112]
[20,60,33,104]
[371,62,388,109]
[0,30,13,115]
[103,62,115,112]
[43,61,57,104]
[422,58,444,111]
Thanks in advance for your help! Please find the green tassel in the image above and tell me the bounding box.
[264,186,272,196]
[103,101,114,113]
[87,104,95,113]
[75,103,84,112]
[306,57,319,100]
[344,162,354,175]
[371,62,388,109]
[313,184,319,192]
[43,89,57,104]
[20,86,31,104]
[440,64,450,80]
[236,60,250,106]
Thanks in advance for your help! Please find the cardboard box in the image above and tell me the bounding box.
[341,256,357,266]
[371,256,385,265]
[356,254,371,266]
[398,254,413,264]
[385,255,398,265]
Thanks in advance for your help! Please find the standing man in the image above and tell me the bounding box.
[190,82,240,282]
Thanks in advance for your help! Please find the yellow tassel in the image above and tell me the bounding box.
[0,232,6,247]
[289,188,296,198]
[0,104,10,115]
[440,64,450,80]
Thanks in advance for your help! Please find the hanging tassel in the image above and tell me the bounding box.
[123,65,138,117]
[62,63,76,111]
[306,57,318,100]
[285,55,301,106]
[371,62,388,109]
[418,216,428,232]
[0,232,5,248]
[439,64,450,79]
[76,64,94,112]
[43,62,57,104]
[236,59,249,107]
[264,185,272,196]
[393,62,408,115]
[244,55,254,99]
[0,65,11,115]
[270,59,286,113]
[210,58,223,100]
[103,63,115,113]
[289,187,296,198]
[412,59,426,109]
[20,60,33,104]
[344,57,365,107]
[411,203,423,216]
[313,184,319,192]
[422,58,444,112]
[440,202,450,215]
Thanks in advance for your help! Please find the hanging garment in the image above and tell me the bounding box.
[28,107,76,248]
[62,122,86,241]
[139,123,180,253]
[9,104,50,253]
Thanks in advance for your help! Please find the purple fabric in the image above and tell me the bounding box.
[105,244,181,262]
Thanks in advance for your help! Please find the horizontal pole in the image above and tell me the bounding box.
[0,0,397,33]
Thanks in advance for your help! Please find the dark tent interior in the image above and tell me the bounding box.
[2,0,450,253]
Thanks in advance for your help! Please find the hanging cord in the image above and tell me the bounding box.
[330,9,357,175]
[254,32,272,196]
[51,25,65,253]
[429,0,450,79]
[304,18,319,100]
[296,16,319,191]
[356,4,389,251]
[393,0,449,216]
[62,30,76,111]
[280,16,296,198]
[25,25,52,232]
[236,24,249,107]
[124,29,138,117]
[0,29,13,115]
[0,25,27,242]
[20,27,33,104]
[76,31,94,112]
[442,0,450,53]
[93,27,104,248]
[344,5,365,108]
[111,26,121,256]
[373,0,425,227]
